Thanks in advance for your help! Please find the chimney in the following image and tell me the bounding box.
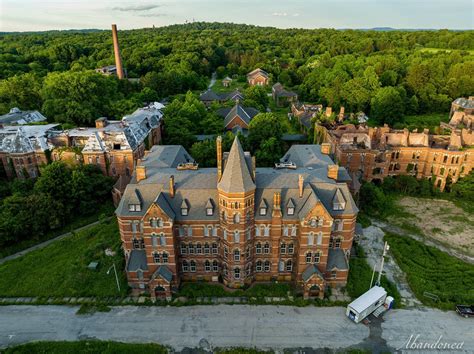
[273,192,281,209]
[95,117,108,129]
[327,165,338,180]
[298,174,304,198]
[325,107,332,117]
[169,175,175,198]
[136,163,146,182]
[216,136,223,182]
[321,143,331,155]
[251,156,256,181]
[111,24,124,80]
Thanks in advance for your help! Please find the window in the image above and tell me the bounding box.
[180,243,187,254]
[288,243,294,254]
[234,231,240,243]
[308,232,314,246]
[306,252,312,263]
[153,252,160,263]
[212,243,218,254]
[137,269,143,280]
[178,226,185,237]
[152,234,158,247]
[158,219,163,227]
[287,207,294,215]
[196,243,202,254]
[256,243,262,254]
[224,247,228,260]
[162,253,168,264]
[256,260,263,272]
[133,238,144,250]
[129,204,141,212]
[264,226,270,237]
[332,220,342,232]
[283,225,289,236]
[263,243,270,254]
[329,237,334,248]
[212,260,219,272]
[335,238,341,248]
[187,226,193,237]
[255,226,261,237]
[314,252,321,263]
[223,230,227,241]
[259,207,267,216]
[206,207,213,216]
[234,249,240,261]
[212,226,217,237]
[280,243,286,254]
[205,260,211,272]
[181,207,188,216]
[190,260,196,272]
[310,218,317,227]
[264,261,271,272]
[291,225,297,236]
[150,218,157,228]
[182,261,189,272]
[234,213,241,224]
[286,260,293,272]
[331,270,337,279]
[316,232,323,245]
[234,268,240,279]
[160,233,166,246]
[188,243,195,254]
[204,226,209,237]
[204,243,210,254]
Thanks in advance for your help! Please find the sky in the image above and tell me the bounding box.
[1,0,473,32]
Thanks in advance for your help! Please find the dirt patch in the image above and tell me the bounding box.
[388,197,474,257]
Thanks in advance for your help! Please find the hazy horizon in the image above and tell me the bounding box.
[1,0,473,32]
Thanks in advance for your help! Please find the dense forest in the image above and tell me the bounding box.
[1,23,473,128]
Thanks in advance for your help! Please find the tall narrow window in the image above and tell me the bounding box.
[263,243,270,254]
[212,260,219,272]
[264,261,271,272]
[190,260,196,272]
[162,253,168,264]
[204,260,211,272]
[234,249,240,261]
[316,232,323,245]
[234,267,240,279]
[280,243,286,254]
[306,252,312,263]
[212,243,218,254]
[256,243,262,254]
[314,252,321,263]
[153,252,160,263]
[288,243,294,254]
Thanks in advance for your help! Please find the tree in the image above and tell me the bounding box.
[244,85,268,111]
[358,182,393,217]
[370,86,404,126]
[248,113,283,152]
[255,137,283,167]
[190,140,217,167]
[0,73,43,114]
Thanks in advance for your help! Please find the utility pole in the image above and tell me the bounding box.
[376,241,390,286]
[107,263,121,293]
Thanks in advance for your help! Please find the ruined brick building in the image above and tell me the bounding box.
[116,137,359,300]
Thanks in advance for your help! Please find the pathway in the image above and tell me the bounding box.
[0,218,112,266]
[208,71,217,89]
[1,305,472,352]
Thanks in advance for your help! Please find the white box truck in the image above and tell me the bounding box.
[346,286,387,323]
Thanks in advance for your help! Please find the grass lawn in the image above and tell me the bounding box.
[385,233,474,310]
[3,341,167,354]
[212,77,248,94]
[0,219,128,298]
[346,245,402,308]
[394,113,450,133]
[0,201,115,259]
[268,100,300,135]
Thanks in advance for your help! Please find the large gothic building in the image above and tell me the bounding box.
[116,137,358,300]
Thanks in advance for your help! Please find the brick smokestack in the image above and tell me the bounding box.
[111,24,124,80]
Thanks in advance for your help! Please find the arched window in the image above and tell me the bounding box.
[212,260,219,272]
[196,243,202,254]
[306,252,312,263]
[256,260,263,272]
[255,226,261,237]
[204,260,211,272]
[190,260,197,272]
[288,243,294,254]
[316,232,323,245]
[234,249,240,261]
[286,260,293,272]
[212,243,218,254]
[234,213,241,224]
[308,232,314,245]
[182,261,189,272]
[280,243,286,254]
[263,243,270,254]
[314,252,321,263]
[256,243,262,254]
[233,230,240,243]
[153,252,160,263]
[224,247,228,259]
[335,238,342,248]
[162,253,168,264]
[204,243,210,254]
[234,267,241,279]
[180,243,187,254]
[188,243,195,254]
[264,260,271,272]
[158,218,163,227]
[150,218,157,228]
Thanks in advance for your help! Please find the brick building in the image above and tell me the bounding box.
[0,107,47,126]
[324,123,473,191]
[449,97,474,129]
[217,102,259,134]
[0,103,163,180]
[247,68,269,86]
[116,137,358,300]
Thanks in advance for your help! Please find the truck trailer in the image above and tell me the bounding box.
[346,286,387,323]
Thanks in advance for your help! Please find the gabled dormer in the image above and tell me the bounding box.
[181,199,189,216]
[206,198,214,216]
[286,198,295,216]
[128,189,143,212]
[259,198,268,216]
[332,188,346,211]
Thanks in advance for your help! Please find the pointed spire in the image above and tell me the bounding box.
[217,137,256,193]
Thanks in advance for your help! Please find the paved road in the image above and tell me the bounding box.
[1,305,473,352]
[0,218,112,266]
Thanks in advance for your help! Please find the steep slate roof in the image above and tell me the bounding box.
[217,103,259,128]
[327,249,348,270]
[0,124,59,154]
[152,265,173,283]
[127,250,148,271]
[218,137,256,193]
[200,89,222,102]
[0,108,47,125]
[302,264,324,282]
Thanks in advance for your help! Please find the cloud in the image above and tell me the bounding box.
[272,12,288,17]
[293,13,300,17]
[113,4,161,12]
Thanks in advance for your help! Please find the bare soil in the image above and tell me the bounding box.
[388,196,474,257]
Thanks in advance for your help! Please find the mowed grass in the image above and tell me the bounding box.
[211,77,247,94]
[4,341,167,354]
[0,219,128,298]
[385,233,474,310]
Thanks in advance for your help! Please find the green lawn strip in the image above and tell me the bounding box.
[0,219,128,298]
[268,100,299,135]
[385,233,474,310]
[0,201,115,259]
[346,245,402,308]
[3,341,168,354]
[178,282,293,298]
[212,77,247,93]
[395,113,449,133]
